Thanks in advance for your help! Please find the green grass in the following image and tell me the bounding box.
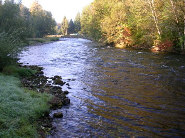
[2,65,37,78]
[0,74,52,138]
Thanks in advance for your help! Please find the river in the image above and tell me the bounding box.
[19,38,185,137]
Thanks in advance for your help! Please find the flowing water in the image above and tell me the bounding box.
[19,38,185,137]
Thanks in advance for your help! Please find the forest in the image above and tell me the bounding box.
[0,0,56,70]
[80,0,185,52]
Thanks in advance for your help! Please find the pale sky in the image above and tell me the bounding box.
[21,0,94,23]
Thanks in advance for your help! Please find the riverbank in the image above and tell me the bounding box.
[0,64,70,137]
[26,37,60,46]
[0,74,50,137]
[0,36,69,137]
[0,66,51,137]
[20,65,70,137]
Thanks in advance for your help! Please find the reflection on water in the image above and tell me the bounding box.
[19,38,185,137]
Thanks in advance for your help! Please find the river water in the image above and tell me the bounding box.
[19,38,185,137]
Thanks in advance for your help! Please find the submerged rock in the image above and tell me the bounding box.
[53,112,63,118]
[63,91,69,94]
[63,97,70,105]
[52,75,62,80]
[67,86,72,89]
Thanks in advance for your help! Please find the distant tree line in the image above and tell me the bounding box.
[0,0,56,38]
[57,12,81,35]
[80,0,185,52]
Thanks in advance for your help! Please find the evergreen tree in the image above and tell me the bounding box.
[74,12,81,33]
[68,19,75,34]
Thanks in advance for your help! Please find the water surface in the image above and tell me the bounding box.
[19,38,185,137]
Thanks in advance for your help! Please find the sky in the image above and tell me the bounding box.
[20,0,94,23]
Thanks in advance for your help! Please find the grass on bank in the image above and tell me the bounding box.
[27,37,59,45]
[2,65,37,78]
[0,73,51,137]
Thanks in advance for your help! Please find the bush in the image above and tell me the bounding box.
[49,37,59,41]
[0,31,24,71]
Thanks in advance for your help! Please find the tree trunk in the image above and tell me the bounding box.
[170,0,179,25]
[147,0,161,37]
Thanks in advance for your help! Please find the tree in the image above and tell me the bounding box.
[81,3,103,40]
[147,0,161,37]
[61,16,69,35]
[0,0,57,70]
[30,1,43,16]
[30,1,56,37]
[68,19,75,34]
[74,12,81,33]
[19,4,33,38]
[81,0,184,51]
[0,0,22,32]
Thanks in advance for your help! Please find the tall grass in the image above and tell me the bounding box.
[0,74,51,137]
[2,65,36,78]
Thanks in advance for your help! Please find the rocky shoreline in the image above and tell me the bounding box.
[19,64,70,137]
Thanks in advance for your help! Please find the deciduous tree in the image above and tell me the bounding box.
[61,16,69,35]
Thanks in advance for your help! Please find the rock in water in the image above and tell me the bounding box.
[54,79,65,85]
[53,112,63,118]
[63,91,69,94]
[52,75,62,80]
[49,96,63,109]
[63,97,70,105]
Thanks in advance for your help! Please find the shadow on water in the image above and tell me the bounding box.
[19,38,185,137]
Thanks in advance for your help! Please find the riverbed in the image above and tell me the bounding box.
[19,38,185,137]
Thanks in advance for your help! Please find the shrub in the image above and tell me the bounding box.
[49,37,59,41]
[0,30,24,71]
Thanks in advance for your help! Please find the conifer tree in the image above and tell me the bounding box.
[74,12,81,33]
[68,19,75,34]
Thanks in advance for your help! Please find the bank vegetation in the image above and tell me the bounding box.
[80,0,185,53]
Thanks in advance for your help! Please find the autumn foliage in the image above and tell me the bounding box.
[152,40,174,52]
[80,0,184,51]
